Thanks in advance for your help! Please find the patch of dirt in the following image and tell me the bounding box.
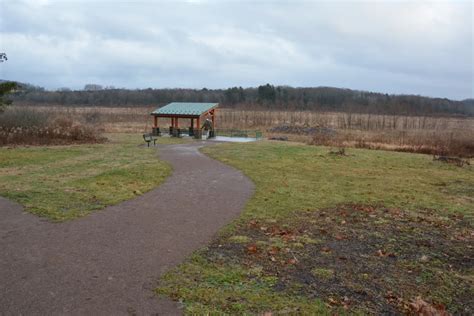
[207,205,474,314]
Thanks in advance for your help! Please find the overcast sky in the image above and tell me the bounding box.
[0,0,472,99]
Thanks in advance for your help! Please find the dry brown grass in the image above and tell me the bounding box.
[218,109,473,157]
[18,106,153,133]
[0,107,104,146]
[16,106,474,156]
[309,130,473,157]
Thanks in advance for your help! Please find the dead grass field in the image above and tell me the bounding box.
[19,106,474,156]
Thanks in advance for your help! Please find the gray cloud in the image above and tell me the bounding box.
[0,0,472,99]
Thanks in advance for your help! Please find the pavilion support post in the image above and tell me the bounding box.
[209,109,216,138]
[195,116,201,139]
[170,117,180,137]
[211,109,216,129]
[190,118,194,136]
[152,115,160,136]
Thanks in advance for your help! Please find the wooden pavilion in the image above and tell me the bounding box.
[150,102,218,138]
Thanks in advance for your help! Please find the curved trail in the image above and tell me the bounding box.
[0,141,254,315]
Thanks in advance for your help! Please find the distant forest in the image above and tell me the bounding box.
[7,82,474,117]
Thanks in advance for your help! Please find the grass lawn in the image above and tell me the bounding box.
[157,141,474,314]
[0,133,176,221]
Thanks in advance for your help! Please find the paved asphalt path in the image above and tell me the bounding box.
[0,141,254,315]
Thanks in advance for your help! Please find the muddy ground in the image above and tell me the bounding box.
[207,205,473,314]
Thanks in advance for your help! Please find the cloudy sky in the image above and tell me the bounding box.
[0,0,472,99]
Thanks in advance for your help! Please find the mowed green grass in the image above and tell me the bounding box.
[0,133,173,221]
[204,142,473,221]
[157,141,474,314]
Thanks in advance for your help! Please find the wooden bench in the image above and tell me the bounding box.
[143,133,157,147]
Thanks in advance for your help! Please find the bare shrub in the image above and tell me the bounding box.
[0,106,49,129]
[0,107,104,146]
[83,111,103,124]
[310,132,337,147]
[52,115,73,129]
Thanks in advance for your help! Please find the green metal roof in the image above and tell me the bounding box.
[151,102,218,116]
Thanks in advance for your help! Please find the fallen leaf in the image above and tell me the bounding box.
[248,220,258,228]
[281,233,296,242]
[287,258,297,265]
[335,234,346,240]
[409,296,450,316]
[321,246,331,253]
[268,247,279,255]
[376,249,395,257]
[247,244,258,254]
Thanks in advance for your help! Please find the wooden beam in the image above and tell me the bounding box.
[156,114,201,119]
[153,115,158,128]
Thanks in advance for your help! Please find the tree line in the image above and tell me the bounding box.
[8,82,474,117]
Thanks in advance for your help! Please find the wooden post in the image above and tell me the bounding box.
[211,109,215,130]
[170,117,174,127]
[153,115,158,128]
[176,117,179,128]
[196,116,201,139]
[191,118,194,129]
